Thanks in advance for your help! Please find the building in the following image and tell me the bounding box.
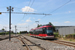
[55,26,73,31]
[0,30,6,33]
[58,26,75,35]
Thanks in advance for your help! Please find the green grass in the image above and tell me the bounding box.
[54,32,59,37]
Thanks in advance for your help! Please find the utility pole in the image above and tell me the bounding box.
[3,26,7,35]
[35,21,39,27]
[7,6,14,41]
[15,25,17,35]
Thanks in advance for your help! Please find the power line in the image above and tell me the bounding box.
[0,16,8,24]
[50,0,71,13]
[40,15,47,19]
[16,14,26,23]
[0,12,51,15]
[30,0,35,7]
[0,7,7,9]
[28,0,32,6]
[16,0,32,24]
[27,0,35,12]
[13,0,35,23]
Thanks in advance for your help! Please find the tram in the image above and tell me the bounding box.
[29,25,54,39]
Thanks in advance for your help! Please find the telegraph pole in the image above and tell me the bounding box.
[15,25,17,35]
[7,6,14,41]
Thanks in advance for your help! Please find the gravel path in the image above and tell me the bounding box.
[23,35,75,50]
[0,38,25,50]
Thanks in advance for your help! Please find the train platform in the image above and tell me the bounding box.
[0,38,25,50]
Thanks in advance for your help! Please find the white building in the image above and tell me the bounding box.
[58,26,75,35]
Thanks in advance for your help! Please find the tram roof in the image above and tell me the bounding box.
[30,25,52,31]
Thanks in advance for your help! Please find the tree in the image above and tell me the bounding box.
[47,22,53,26]
[37,24,42,27]
[20,31,28,34]
[2,28,5,31]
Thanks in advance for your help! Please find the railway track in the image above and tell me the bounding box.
[47,40,75,48]
[0,35,20,41]
[18,35,46,50]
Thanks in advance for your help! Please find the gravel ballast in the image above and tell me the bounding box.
[23,35,75,50]
[0,38,25,50]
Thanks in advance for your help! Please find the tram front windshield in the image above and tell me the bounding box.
[46,27,53,34]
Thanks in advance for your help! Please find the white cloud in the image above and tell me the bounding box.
[22,20,24,21]
[69,11,71,13]
[1,13,6,16]
[33,23,37,25]
[33,17,35,19]
[21,6,35,12]
[38,19,41,20]
[26,17,32,22]
[65,11,71,14]
[64,21,70,23]
[17,23,27,26]
[26,19,32,22]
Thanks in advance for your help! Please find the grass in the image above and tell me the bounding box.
[54,32,75,42]
[58,37,75,42]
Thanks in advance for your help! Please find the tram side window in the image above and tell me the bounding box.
[33,30,35,34]
[35,29,37,34]
[29,30,34,34]
[35,29,40,35]
[35,28,43,34]
[38,28,43,34]
[42,28,46,34]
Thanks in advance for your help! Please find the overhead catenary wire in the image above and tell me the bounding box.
[27,0,35,12]
[0,16,8,24]
[30,0,35,7]
[17,0,32,23]
[50,0,71,13]
[0,12,51,15]
[40,0,71,20]
[28,0,32,6]
[16,14,26,23]
[14,0,33,24]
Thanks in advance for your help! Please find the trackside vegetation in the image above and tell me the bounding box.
[54,32,75,42]
[0,32,14,35]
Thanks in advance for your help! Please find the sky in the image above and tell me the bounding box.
[0,0,75,32]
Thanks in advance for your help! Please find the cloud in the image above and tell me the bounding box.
[68,11,71,13]
[2,13,6,16]
[38,19,41,20]
[17,23,27,26]
[33,17,35,19]
[26,19,32,22]
[64,21,70,23]
[22,20,24,21]
[65,11,71,14]
[33,23,37,25]
[26,17,32,22]
[21,6,35,12]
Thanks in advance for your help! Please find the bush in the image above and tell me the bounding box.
[0,32,15,35]
[65,33,75,39]
[0,32,6,35]
[54,32,59,37]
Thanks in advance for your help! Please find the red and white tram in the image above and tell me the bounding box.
[29,25,54,39]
